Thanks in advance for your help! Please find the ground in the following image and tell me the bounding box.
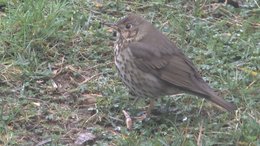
[0,0,259,145]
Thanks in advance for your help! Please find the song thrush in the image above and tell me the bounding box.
[106,14,236,115]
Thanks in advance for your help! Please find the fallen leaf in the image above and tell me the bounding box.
[122,110,133,130]
[74,131,96,145]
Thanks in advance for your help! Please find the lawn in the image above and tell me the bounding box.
[0,0,259,145]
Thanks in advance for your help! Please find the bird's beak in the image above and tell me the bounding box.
[103,22,119,30]
[103,22,119,38]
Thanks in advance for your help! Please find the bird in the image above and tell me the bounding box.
[106,14,236,116]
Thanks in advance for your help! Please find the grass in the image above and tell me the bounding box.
[0,0,259,145]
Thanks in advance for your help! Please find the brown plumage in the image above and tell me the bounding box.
[108,14,236,112]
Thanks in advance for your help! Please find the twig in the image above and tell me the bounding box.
[254,0,259,8]
[35,138,52,146]
[79,73,102,85]
[197,121,204,146]
[83,61,113,72]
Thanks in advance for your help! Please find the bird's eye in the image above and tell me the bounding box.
[125,23,132,29]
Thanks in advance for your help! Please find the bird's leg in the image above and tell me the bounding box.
[134,98,155,121]
[129,91,140,106]
[131,96,140,106]
[146,99,155,117]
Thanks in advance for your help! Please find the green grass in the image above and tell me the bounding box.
[0,0,259,145]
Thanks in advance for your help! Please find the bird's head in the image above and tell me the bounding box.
[105,14,151,42]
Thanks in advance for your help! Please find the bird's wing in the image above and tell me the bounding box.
[129,41,237,112]
[128,41,212,97]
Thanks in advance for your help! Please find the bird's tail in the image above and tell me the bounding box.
[205,92,237,112]
[192,80,237,112]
